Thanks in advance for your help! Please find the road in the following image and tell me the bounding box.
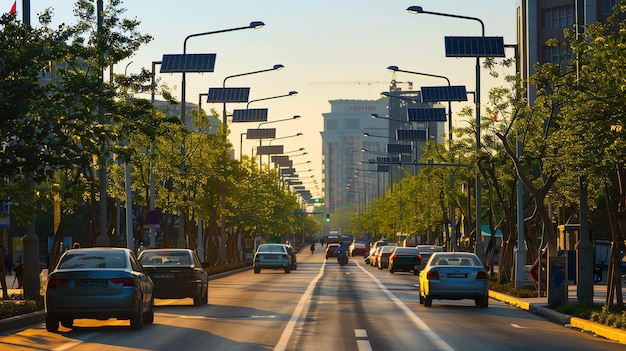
[0,249,623,351]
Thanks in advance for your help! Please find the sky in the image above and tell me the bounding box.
[6,0,518,200]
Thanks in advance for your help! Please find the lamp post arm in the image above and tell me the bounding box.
[416,9,484,36]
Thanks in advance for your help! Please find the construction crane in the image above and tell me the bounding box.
[310,79,413,91]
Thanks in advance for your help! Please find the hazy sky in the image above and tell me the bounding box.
[8,1,518,199]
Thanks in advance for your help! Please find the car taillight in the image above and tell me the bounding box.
[391,255,398,259]
[426,270,440,280]
[46,278,69,289]
[476,271,488,280]
[109,277,135,286]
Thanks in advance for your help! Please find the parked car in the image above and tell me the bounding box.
[253,244,292,273]
[418,252,489,308]
[415,245,444,268]
[370,246,384,267]
[138,248,208,306]
[349,242,368,257]
[377,246,396,270]
[388,247,422,275]
[325,243,340,259]
[44,248,154,332]
[283,244,297,270]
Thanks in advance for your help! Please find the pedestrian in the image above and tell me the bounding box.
[0,245,8,299]
[310,242,315,254]
[137,240,146,255]
[12,261,23,289]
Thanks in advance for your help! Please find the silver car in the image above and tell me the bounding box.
[418,252,489,308]
[253,244,291,273]
[44,248,155,332]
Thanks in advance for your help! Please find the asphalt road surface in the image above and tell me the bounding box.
[0,249,623,351]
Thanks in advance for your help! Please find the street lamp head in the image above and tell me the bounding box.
[370,113,379,119]
[296,132,303,136]
[360,148,367,152]
[406,6,424,14]
[362,132,370,137]
[288,91,298,96]
[380,92,390,98]
[387,65,399,72]
[250,21,265,29]
[293,115,301,119]
[273,64,284,70]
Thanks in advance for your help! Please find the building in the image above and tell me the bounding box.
[517,0,618,103]
[321,88,445,214]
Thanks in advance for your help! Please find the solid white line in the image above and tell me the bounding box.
[273,259,326,351]
[354,328,368,338]
[356,261,456,351]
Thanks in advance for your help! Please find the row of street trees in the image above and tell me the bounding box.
[347,3,626,308]
[0,1,320,273]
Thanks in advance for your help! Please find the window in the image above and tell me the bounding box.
[326,119,338,131]
[602,0,619,15]
[345,119,360,129]
[543,5,574,28]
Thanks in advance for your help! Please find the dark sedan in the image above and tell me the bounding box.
[388,247,422,275]
[44,248,154,332]
[138,248,208,306]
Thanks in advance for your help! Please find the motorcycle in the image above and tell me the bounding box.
[337,252,348,265]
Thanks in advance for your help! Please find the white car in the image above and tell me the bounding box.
[253,244,292,274]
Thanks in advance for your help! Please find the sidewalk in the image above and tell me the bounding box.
[489,283,626,344]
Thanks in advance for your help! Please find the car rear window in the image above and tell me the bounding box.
[58,251,126,269]
[258,245,285,253]
[140,252,191,265]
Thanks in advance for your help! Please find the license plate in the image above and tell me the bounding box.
[153,273,174,279]
[76,279,107,287]
[264,255,278,259]
[447,273,467,278]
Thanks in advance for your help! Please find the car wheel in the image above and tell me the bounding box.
[476,296,489,308]
[202,284,209,304]
[143,297,155,324]
[45,314,59,332]
[193,293,203,306]
[424,296,432,307]
[254,267,260,274]
[389,266,395,273]
[419,293,424,305]
[60,318,73,328]
[285,266,291,273]
[413,269,419,276]
[130,297,144,330]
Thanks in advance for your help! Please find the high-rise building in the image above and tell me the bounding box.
[321,91,444,215]
[517,0,617,103]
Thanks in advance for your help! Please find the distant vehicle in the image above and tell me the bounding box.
[138,248,208,306]
[415,245,444,268]
[388,247,422,275]
[418,252,489,308]
[366,239,396,264]
[349,242,368,257]
[370,246,386,267]
[253,244,292,273]
[283,244,297,270]
[377,246,396,270]
[44,248,154,332]
[325,243,340,259]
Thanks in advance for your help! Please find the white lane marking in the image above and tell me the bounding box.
[357,339,373,351]
[355,329,368,338]
[273,259,326,351]
[356,261,455,351]
[511,323,527,329]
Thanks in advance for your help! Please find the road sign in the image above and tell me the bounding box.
[145,210,159,225]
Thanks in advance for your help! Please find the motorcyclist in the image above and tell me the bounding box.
[336,242,348,256]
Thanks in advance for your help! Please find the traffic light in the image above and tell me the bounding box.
[325,214,330,222]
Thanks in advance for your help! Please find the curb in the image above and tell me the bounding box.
[489,290,626,345]
[0,311,44,332]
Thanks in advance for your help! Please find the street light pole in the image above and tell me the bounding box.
[256,115,301,170]
[407,5,485,261]
[179,22,264,253]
